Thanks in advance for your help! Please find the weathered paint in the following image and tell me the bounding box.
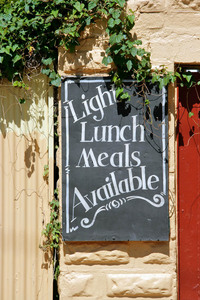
[0,76,54,300]
[178,72,200,299]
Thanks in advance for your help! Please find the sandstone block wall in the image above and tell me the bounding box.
[58,1,200,299]
[58,241,177,299]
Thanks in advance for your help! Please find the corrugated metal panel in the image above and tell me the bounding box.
[0,76,53,300]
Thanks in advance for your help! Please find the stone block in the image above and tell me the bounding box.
[58,19,111,76]
[147,31,200,71]
[64,250,130,265]
[107,273,173,297]
[128,0,166,12]
[58,47,113,76]
[143,253,171,264]
[166,12,200,32]
[171,0,200,10]
[58,272,94,297]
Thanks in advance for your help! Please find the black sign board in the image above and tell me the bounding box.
[61,77,169,241]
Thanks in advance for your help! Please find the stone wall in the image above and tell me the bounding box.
[58,240,176,299]
[58,1,200,299]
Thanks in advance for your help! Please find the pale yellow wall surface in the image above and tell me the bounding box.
[0,75,54,300]
[59,0,200,76]
[58,1,200,299]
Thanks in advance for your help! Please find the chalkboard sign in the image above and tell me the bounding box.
[61,77,169,241]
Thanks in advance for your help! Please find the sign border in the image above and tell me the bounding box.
[61,77,168,241]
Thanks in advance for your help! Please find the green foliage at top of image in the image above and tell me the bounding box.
[0,0,188,94]
[0,0,130,86]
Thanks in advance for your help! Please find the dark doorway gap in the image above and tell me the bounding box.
[53,86,60,300]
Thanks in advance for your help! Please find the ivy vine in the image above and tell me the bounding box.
[0,0,177,92]
[1,0,199,289]
[1,0,197,99]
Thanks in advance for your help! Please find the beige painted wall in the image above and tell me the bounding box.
[0,75,54,300]
[58,1,200,299]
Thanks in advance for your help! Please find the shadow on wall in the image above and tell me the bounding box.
[177,74,200,149]
[62,240,170,265]
[0,75,48,138]
[0,75,50,181]
[58,19,114,75]
[0,75,54,294]
[24,138,41,178]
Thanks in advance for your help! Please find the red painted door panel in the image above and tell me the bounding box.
[178,74,200,299]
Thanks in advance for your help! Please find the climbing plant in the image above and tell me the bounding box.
[0,0,125,85]
[1,0,197,288]
[0,0,177,92]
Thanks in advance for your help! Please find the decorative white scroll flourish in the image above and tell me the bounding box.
[126,194,165,207]
[80,194,165,229]
[80,206,107,228]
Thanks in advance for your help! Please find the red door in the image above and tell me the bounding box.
[178,72,200,299]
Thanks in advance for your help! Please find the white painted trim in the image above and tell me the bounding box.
[162,87,167,195]
[64,82,70,234]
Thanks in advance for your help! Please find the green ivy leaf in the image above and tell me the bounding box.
[126,40,133,48]
[109,33,123,45]
[74,2,85,12]
[13,54,22,64]
[49,71,57,79]
[0,56,3,64]
[25,4,29,13]
[102,55,113,66]
[107,18,115,28]
[112,72,121,85]
[169,74,176,83]
[120,92,130,100]
[41,69,51,75]
[183,74,193,83]
[134,39,142,46]
[189,111,194,118]
[111,9,121,19]
[117,0,125,7]
[107,17,121,28]
[130,47,137,57]
[88,0,98,10]
[0,46,11,55]
[13,81,22,87]
[51,10,59,18]
[50,77,61,87]
[127,14,135,25]
[116,87,123,98]
[126,60,133,71]
[175,72,182,80]
[11,44,19,52]
[114,19,121,25]
[42,58,53,66]
[85,16,91,25]
[151,74,159,83]
[137,48,145,57]
[114,48,120,54]
[163,76,169,86]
